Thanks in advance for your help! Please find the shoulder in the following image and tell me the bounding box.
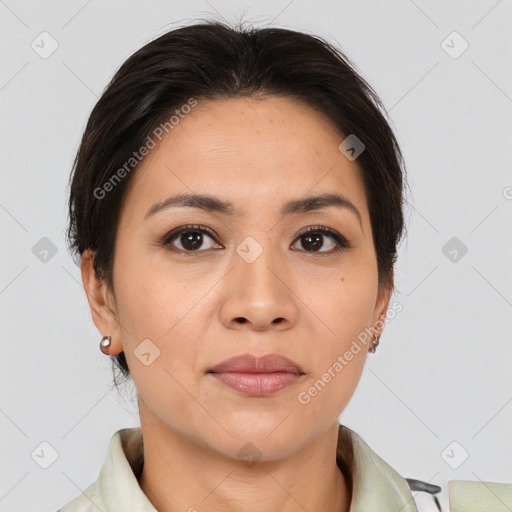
[57,478,103,512]
[338,424,512,511]
[448,479,512,511]
[337,424,419,511]
[57,428,155,512]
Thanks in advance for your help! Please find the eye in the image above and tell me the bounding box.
[160,223,351,255]
[160,224,222,252]
[291,224,351,254]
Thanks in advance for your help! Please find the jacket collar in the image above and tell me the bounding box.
[62,424,417,511]
[337,424,417,511]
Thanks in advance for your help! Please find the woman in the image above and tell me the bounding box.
[58,20,511,512]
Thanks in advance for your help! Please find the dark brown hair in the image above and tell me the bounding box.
[66,20,407,387]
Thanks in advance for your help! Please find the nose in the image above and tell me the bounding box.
[219,242,299,332]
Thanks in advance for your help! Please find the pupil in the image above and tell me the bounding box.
[303,233,322,251]
[182,232,202,250]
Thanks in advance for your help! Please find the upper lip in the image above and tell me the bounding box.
[208,353,305,375]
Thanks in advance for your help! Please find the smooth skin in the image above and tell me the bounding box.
[81,95,392,512]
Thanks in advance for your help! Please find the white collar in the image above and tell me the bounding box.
[58,424,418,511]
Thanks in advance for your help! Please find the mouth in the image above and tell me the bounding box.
[207,353,305,397]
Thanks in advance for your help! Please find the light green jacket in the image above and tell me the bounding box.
[57,424,512,511]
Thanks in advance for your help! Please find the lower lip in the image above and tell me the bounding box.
[209,371,302,396]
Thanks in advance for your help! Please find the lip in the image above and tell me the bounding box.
[207,353,305,397]
[208,353,304,374]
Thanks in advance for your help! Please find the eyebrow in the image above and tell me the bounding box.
[144,192,363,229]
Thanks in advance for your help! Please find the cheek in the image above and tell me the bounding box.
[313,265,377,343]
[296,291,372,418]
[110,248,195,390]
[296,268,376,410]
[296,352,366,422]
[112,239,189,334]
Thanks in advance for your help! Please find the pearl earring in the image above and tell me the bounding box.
[100,335,112,355]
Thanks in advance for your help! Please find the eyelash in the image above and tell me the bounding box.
[159,223,351,255]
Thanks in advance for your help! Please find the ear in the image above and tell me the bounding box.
[81,250,123,355]
[372,267,393,332]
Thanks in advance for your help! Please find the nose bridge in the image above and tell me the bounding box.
[219,230,299,330]
[233,233,286,297]
[217,217,302,331]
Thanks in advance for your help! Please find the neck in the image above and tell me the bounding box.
[137,410,351,512]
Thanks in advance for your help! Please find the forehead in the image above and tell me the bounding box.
[122,95,368,222]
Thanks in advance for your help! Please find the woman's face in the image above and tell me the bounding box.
[87,95,391,460]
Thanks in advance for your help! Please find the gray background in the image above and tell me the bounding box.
[1,1,511,511]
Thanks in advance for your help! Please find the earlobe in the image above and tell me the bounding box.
[80,250,122,354]
[368,283,391,354]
